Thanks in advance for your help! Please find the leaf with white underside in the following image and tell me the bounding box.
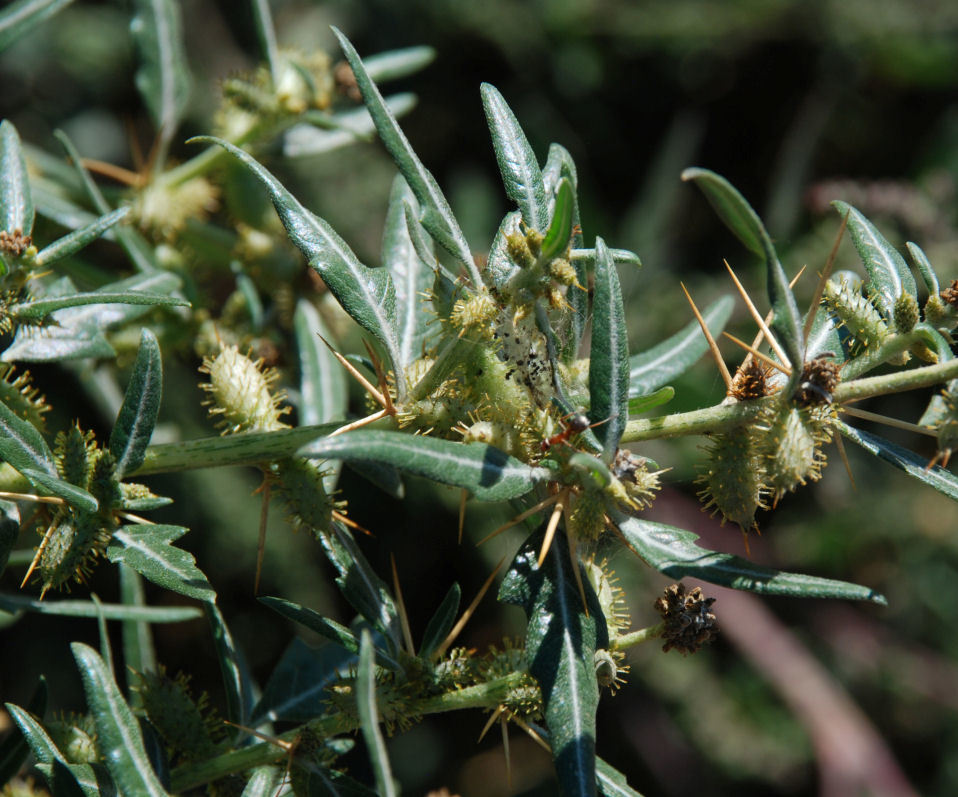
[629,295,734,395]
[71,642,169,796]
[110,329,162,477]
[614,511,886,603]
[106,525,214,602]
[299,429,547,501]
[193,135,402,375]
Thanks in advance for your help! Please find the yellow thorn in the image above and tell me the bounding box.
[741,528,752,558]
[744,266,805,367]
[223,720,295,752]
[840,406,938,437]
[458,488,467,544]
[79,157,146,187]
[478,704,505,743]
[21,521,56,589]
[537,494,566,568]
[680,282,733,390]
[331,510,373,537]
[434,558,505,660]
[724,261,791,369]
[254,478,271,595]
[501,714,512,788]
[721,331,792,375]
[328,408,389,437]
[0,492,64,505]
[475,493,562,547]
[834,433,857,490]
[390,554,416,655]
[362,338,395,416]
[510,713,552,753]
[115,512,155,525]
[803,211,848,345]
[318,334,389,409]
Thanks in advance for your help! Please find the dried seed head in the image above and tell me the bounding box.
[729,359,773,401]
[795,356,841,407]
[0,228,33,256]
[941,279,958,308]
[654,583,718,655]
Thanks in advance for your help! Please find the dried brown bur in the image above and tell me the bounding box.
[654,583,718,655]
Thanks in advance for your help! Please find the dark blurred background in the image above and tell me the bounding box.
[2,1,958,795]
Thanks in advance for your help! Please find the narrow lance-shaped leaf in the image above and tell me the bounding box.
[0,0,76,52]
[192,135,402,375]
[131,0,191,169]
[419,582,461,660]
[299,429,548,502]
[614,511,886,604]
[0,121,34,237]
[0,591,202,621]
[382,175,435,378]
[21,468,98,512]
[481,83,548,232]
[13,290,189,320]
[833,200,917,319]
[332,27,480,284]
[249,0,280,86]
[361,45,435,83]
[682,167,804,381]
[110,329,162,477]
[596,756,646,797]
[106,525,215,602]
[259,595,364,658]
[357,631,398,797]
[541,177,575,263]
[837,420,958,504]
[627,387,674,415]
[499,526,604,797]
[0,675,46,785]
[0,399,56,477]
[589,237,629,463]
[119,565,156,696]
[628,294,734,395]
[71,642,170,797]
[907,241,939,296]
[205,600,254,727]
[34,207,130,266]
[0,499,19,578]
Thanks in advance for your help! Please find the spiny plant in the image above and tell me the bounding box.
[2,2,958,796]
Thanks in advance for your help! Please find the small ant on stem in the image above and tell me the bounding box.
[540,412,606,452]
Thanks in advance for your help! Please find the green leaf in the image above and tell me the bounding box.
[0,399,56,477]
[119,565,156,697]
[570,248,640,270]
[486,209,524,290]
[418,582,460,660]
[683,167,804,378]
[0,499,19,577]
[833,201,917,319]
[249,0,279,86]
[628,295,733,395]
[34,207,130,266]
[204,600,254,727]
[541,178,575,262]
[13,290,189,321]
[837,419,958,503]
[299,429,547,502]
[283,94,418,157]
[347,460,405,500]
[332,27,479,284]
[0,0,75,52]
[319,523,402,656]
[241,767,281,797]
[804,304,846,362]
[907,241,939,296]
[250,637,353,725]
[21,469,98,512]
[0,590,202,621]
[627,386,674,415]
[0,676,46,785]
[105,525,214,602]
[383,175,435,378]
[193,136,402,374]
[71,643,169,796]
[357,631,397,797]
[596,756,645,797]
[481,83,548,232]
[499,526,603,797]
[362,45,435,83]
[131,0,191,168]
[109,329,162,478]
[614,511,886,603]
[4,703,107,797]
[235,272,263,329]
[0,120,34,236]
[258,595,362,657]
[589,238,629,463]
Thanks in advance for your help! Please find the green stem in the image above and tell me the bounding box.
[613,623,663,651]
[833,357,958,402]
[169,671,528,791]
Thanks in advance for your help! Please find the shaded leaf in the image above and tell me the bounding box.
[34,207,130,266]
[0,398,56,477]
[283,94,417,157]
[49,758,87,797]
[71,643,169,796]
[357,631,397,797]
[204,600,254,727]
[833,200,917,319]
[481,83,548,231]
[259,595,361,657]
[249,0,279,86]
[0,499,19,577]
[627,387,674,415]
[299,429,547,502]
[0,590,201,621]
[589,238,629,463]
[0,120,34,236]
[419,582,460,660]
[241,767,281,797]
[0,0,75,52]
[499,526,603,797]
[614,511,886,603]
[193,136,402,374]
[105,525,214,602]
[110,329,162,477]
[22,468,98,512]
[907,241,938,296]
[119,565,156,697]
[628,295,733,395]
[332,28,478,282]
[596,756,645,797]
[0,675,46,785]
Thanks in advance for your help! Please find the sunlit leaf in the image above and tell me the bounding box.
[106,525,214,602]
[109,329,162,478]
